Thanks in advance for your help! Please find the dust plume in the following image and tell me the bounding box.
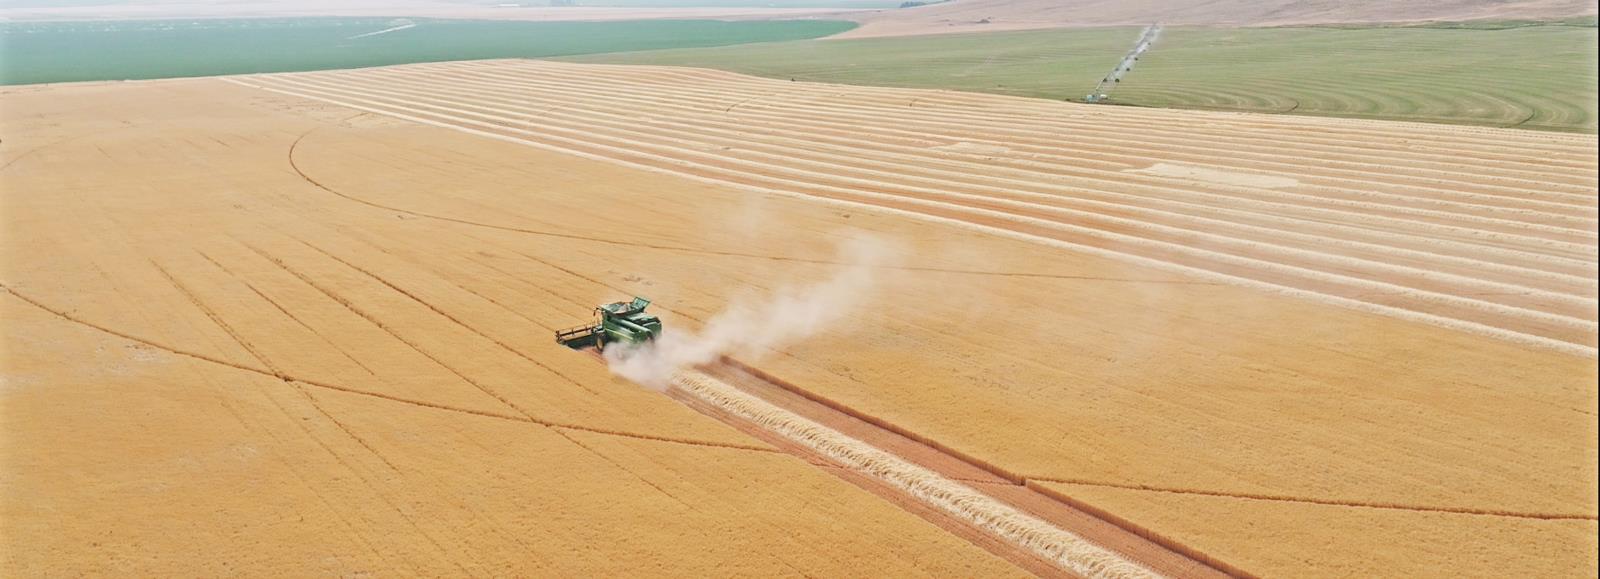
[604,235,899,390]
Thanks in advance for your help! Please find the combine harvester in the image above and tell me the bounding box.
[555,296,661,352]
[1084,23,1162,103]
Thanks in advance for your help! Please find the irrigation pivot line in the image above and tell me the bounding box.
[1085,24,1162,103]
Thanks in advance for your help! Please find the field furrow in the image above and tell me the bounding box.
[515,63,1600,188]
[331,66,1600,280]
[381,65,1600,228]
[232,63,1600,354]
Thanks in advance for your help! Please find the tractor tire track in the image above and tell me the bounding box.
[296,233,602,397]
[149,259,292,380]
[459,250,599,313]
[8,275,474,572]
[243,240,544,413]
[0,283,775,454]
[273,240,730,511]
[196,238,564,562]
[552,429,694,509]
[721,350,1597,522]
[172,253,406,472]
[200,249,385,379]
[1026,476,1599,522]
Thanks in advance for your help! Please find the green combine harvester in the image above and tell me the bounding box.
[555,296,662,352]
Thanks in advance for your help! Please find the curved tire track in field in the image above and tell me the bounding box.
[0,284,777,454]
[1027,476,1598,522]
[0,124,145,174]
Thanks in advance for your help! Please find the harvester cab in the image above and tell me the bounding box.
[555,296,662,352]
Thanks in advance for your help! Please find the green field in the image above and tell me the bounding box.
[568,23,1599,131]
[0,18,855,85]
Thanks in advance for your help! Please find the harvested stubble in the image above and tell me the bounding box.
[674,371,1158,579]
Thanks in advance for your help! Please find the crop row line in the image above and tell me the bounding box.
[235,75,1598,350]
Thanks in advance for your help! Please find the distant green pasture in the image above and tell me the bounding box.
[568,23,1599,131]
[0,18,856,85]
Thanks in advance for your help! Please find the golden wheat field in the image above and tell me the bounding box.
[2,60,1596,578]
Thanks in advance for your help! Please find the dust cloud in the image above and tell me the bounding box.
[604,235,899,390]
